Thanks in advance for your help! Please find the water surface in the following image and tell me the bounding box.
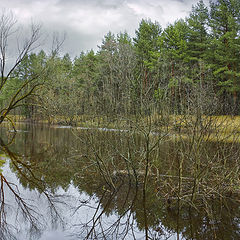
[0,124,239,240]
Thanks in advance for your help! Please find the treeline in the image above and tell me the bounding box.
[2,0,240,123]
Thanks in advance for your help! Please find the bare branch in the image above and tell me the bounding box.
[0,11,41,92]
[0,10,17,85]
[51,31,66,57]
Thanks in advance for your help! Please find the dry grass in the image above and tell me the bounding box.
[4,114,240,143]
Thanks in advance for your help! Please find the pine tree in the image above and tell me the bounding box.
[209,0,240,113]
[187,0,209,63]
[162,19,190,113]
[133,19,162,113]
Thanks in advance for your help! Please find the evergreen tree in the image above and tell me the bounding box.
[162,19,190,113]
[134,19,162,113]
[187,0,209,62]
[209,0,240,113]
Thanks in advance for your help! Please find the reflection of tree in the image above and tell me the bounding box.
[0,126,240,239]
[0,136,64,240]
[0,174,42,240]
[85,184,138,240]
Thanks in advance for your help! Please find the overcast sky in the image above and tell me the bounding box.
[1,0,208,56]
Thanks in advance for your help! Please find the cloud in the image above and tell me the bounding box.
[0,0,207,56]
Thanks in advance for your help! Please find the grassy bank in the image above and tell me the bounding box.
[3,114,240,144]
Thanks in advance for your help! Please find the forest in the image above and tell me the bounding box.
[1,0,240,126]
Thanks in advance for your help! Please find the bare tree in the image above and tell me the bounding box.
[0,10,42,128]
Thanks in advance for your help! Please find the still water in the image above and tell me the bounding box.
[0,123,239,240]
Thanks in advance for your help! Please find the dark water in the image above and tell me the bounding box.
[0,124,239,240]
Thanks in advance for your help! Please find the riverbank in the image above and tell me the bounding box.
[3,114,240,143]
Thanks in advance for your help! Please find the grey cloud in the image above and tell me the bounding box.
[57,0,125,10]
[1,0,202,56]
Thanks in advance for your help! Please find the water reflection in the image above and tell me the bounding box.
[0,124,239,239]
